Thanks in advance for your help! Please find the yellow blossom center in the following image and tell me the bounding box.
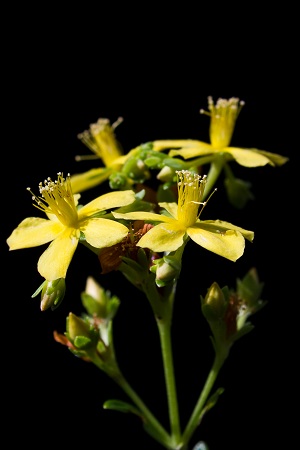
[176,170,207,228]
[77,117,123,166]
[200,96,245,149]
[27,172,79,227]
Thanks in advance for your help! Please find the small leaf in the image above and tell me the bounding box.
[103,399,142,417]
[198,387,225,423]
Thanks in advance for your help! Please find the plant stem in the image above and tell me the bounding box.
[203,155,225,199]
[90,353,173,448]
[115,373,173,447]
[182,355,224,444]
[157,316,182,446]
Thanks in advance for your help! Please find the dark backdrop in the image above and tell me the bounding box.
[3,13,295,450]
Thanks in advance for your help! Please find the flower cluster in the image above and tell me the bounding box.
[6,97,288,449]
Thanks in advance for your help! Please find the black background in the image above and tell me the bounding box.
[3,9,296,450]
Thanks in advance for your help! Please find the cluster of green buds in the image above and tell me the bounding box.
[54,277,121,374]
[201,268,266,360]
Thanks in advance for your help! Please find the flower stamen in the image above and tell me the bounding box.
[200,96,245,148]
[176,170,207,227]
[27,172,78,227]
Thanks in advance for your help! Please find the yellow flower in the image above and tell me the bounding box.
[113,170,254,262]
[7,173,136,280]
[71,117,138,193]
[152,97,288,167]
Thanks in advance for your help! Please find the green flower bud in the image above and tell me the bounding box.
[81,276,120,320]
[66,313,98,351]
[151,255,181,287]
[201,282,227,321]
[122,156,151,183]
[157,166,176,182]
[40,278,66,311]
[109,171,131,190]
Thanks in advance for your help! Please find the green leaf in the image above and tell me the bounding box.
[198,387,224,423]
[103,399,142,417]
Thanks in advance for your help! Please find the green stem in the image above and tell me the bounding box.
[182,355,224,445]
[203,155,225,199]
[115,373,173,447]
[157,316,181,445]
[90,353,173,448]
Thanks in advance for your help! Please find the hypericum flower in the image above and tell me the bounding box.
[152,97,288,167]
[71,117,139,193]
[7,173,136,281]
[113,170,254,261]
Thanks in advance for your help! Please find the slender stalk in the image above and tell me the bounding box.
[203,155,225,199]
[157,316,182,446]
[90,354,173,449]
[115,373,173,448]
[182,355,224,444]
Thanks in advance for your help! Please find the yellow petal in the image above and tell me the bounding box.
[79,190,136,217]
[83,218,130,248]
[158,202,178,219]
[112,147,140,164]
[153,139,208,151]
[201,220,254,242]
[250,149,289,166]
[113,211,172,223]
[226,147,274,167]
[38,228,79,280]
[187,226,245,261]
[7,217,64,250]
[137,222,186,252]
[169,142,214,159]
[70,167,113,194]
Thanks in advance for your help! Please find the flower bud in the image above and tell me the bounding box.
[122,156,151,183]
[201,282,227,321]
[66,313,98,350]
[151,255,181,287]
[157,166,176,182]
[40,278,66,311]
[109,171,130,190]
[81,276,120,320]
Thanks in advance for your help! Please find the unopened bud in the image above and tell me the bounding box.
[201,282,226,321]
[81,276,120,320]
[151,255,181,287]
[109,171,130,190]
[67,313,98,350]
[122,156,151,183]
[40,278,66,311]
[157,166,176,182]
